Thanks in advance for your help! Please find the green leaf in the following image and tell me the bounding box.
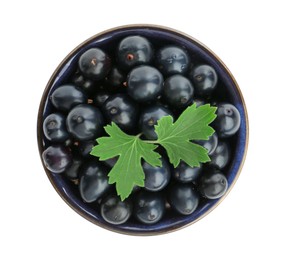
[155,103,217,168]
[90,123,161,200]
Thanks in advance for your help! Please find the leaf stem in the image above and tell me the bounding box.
[143,140,159,144]
[136,133,159,144]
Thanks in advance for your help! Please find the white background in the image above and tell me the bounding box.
[1,0,284,259]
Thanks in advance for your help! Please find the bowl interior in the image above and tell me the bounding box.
[38,25,248,235]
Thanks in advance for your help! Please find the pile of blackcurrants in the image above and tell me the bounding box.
[41,35,241,226]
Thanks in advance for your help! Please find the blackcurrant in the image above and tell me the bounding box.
[198,168,228,199]
[75,140,95,158]
[127,65,163,102]
[79,159,111,203]
[172,161,202,183]
[190,65,218,97]
[139,105,173,140]
[163,75,194,108]
[51,84,87,112]
[104,67,125,88]
[103,157,118,168]
[142,157,171,192]
[213,103,241,138]
[42,145,72,174]
[156,45,189,75]
[134,191,165,224]
[102,94,138,131]
[64,156,82,180]
[101,195,132,225]
[66,104,104,141]
[78,48,111,80]
[117,36,153,70]
[195,132,218,156]
[168,183,199,215]
[72,72,97,94]
[209,141,230,169]
[94,91,110,107]
[43,113,69,142]
[193,98,206,107]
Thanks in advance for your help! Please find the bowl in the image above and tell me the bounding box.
[37,24,248,235]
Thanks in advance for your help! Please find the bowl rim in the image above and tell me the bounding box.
[37,23,249,236]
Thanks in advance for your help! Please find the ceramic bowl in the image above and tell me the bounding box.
[37,24,248,235]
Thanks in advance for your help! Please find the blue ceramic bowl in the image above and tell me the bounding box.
[37,24,248,235]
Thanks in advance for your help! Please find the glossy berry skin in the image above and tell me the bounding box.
[43,113,69,142]
[168,183,199,215]
[190,65,218,97]
[75,140,95,158]
[163,75,194,108]
[195,132,218,156]
[64,156,82,180]
[213,103,241,138]
[42,145,72,174]
[101,195,132,225]
[79,160,111,203]
[134,191,165,224]
[193,98,206,107]
[103,157,118,168]
[94,92,110,107]
[117,36,153,70]
[51,84,87,112]
[127,65,163,102]
[79,48,111,80]
[105,67,125,88]
[66,104,104,141]
[72,73,96,94]
[209,141,230,169]
[143,157,171,192]
[139,105,173,140]
[156,46,189,75]
[102,94,138,131]
[173,161,202,183]
[198,169,228,199]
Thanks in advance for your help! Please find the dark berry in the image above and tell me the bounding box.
[66,104,104,141]
[190,65,218,97]
[117,36,153,70]
[209,141,230,169]
[139,105,174,140]
[42,145,72,174]
[156,46,189,75]
[173,162,202,183]
[103,157,118,168]
[79,160,111,203]
[168,183,199,215]
[64,156,82,180]
[43,113,69,142]
[127,65,163,102]
[134,191,165,224]
[195,132,218,156]
[105,67,125,88]
[163,75,194,108]
[213,103,241,138]
[94,91,110,107]
[79,48,111,80]
[198,169,228,199]
[76,140,95,158]
[143,157,171,192]
[193,98,206,107]
[51,84,87,112]
[102,94,138,131]
[101,195,132,225]
[72,73,96,94]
